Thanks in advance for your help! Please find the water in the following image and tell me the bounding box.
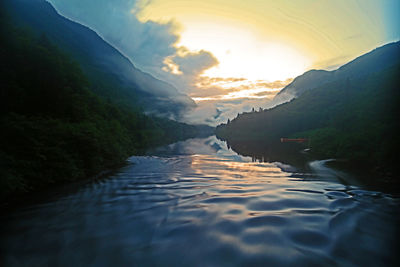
[1,136,399,266]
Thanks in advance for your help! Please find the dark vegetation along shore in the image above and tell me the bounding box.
[217,42,400,177]
[0,8,212,199]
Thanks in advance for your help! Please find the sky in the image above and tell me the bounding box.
[48,0,399,125]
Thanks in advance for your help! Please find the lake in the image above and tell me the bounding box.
[1,136,399,266]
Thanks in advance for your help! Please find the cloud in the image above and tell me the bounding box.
[172,48,219,76]
[184,89,288,126]
[48,0,217,91]
[182,76,297,126]
[47,0,293,126]
[183,97,280,126]
[49,0,176,73]
[255,79,294,88]
[195,77,292,91]
[159,48,219,94]
[196,77,247,87]
[253,91,280,97]
[190,77,291,99]
[181,76,293,125]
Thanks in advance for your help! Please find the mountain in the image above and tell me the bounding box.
[216,42,400,170]
[274,42,400,104]
[3,0,195,119]
[0,4,206,198]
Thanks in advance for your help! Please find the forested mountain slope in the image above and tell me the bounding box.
[217,42,400,168]
[274,42,400,104]
[3,0,195,119]
[0,14,201,198]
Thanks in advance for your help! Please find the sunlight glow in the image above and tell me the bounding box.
[137,0,391,72]
[192,87,281,102]
[134,0,395,105]
[178,22,311,82]
[191,155,292,178]
[192,77,293,101]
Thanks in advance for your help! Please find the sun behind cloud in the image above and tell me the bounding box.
[136,1,312,84]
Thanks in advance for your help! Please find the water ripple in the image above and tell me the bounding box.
[1,136,399,266]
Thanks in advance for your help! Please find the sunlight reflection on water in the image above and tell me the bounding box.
[1,136,399,266]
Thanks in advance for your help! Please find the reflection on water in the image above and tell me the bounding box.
[223,138,311,170]
[1,136,399,266]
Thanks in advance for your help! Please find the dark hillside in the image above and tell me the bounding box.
[275,42,400,100]
[3,0,195,119]
[0,18,199,198]
[217,42,400,170]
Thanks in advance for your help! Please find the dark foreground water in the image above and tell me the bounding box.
[1,136,399,266]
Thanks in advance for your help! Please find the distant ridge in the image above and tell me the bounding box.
[274,41,400,102]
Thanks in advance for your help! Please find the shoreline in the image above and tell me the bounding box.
[0,161,128,213]
[1,134,215,212]
[324,159,399,195]
[216,134,399,195]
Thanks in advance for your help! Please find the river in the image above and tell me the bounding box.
[1,136,399,266]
